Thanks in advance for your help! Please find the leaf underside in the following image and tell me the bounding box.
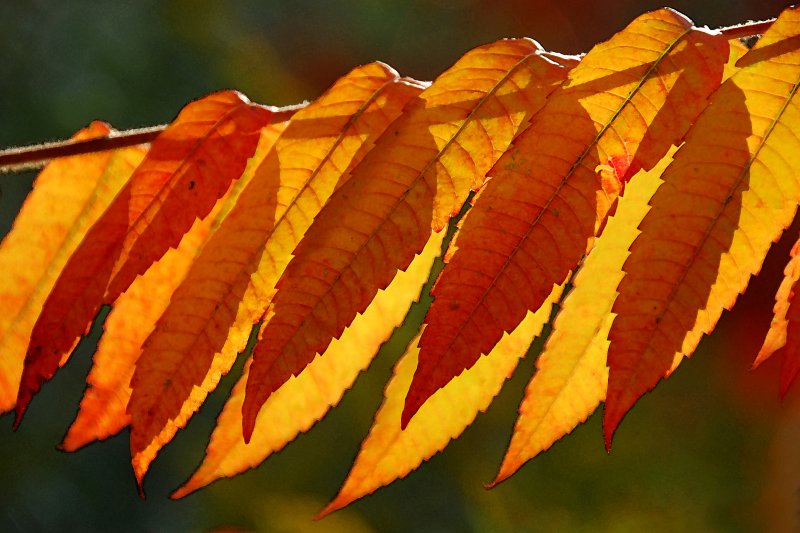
[605,6,800,447]
[404,7,728,426]
[15,91,273,426]
[241,38,572,439]
[0,5,798,518]
[127,64,422,486]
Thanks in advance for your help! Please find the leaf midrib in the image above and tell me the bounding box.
[619,59,800,388]
[134,76,405,426]
[428,24,693,372]
[117,97,253,265]
[273,45,550,359]
[0,149,122,349]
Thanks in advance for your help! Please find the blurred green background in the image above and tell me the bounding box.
[0,1,797,531]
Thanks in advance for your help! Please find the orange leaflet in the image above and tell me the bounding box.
[659,36,750,378]
[241,39,573,440]
[127,64,423,486]
[605,6,800,448]
[317,284,563,518]
[16,91,275,426]
[171,232,443,500]
[60,124,287,451]
[490,151,672,486]
[0,122,145,413]
[403,9,728,426]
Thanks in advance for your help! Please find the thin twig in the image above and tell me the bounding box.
[0,17,780,174]
[0,126,165,174]
[0,104,305,174]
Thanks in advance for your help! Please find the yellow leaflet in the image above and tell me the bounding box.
[60,124,285,451]
[491,151,673,485]
[606,6,800,446]
[171,232,444,499]
[127,63,422,488]
[317,283,563,518]
[0,123,145,412]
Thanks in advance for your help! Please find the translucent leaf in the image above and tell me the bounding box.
[491,151,673,485]
[16,91,273,424]
[606,6,800,446]
[127,64,421,487]
[59,123,287,451]
[242,40,572,439]
[0,122,144,414]
[317,284,562,517]
[171,232,443,499]
[405,9,728,425]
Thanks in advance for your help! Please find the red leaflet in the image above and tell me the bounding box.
[0,122,146,414]
[15,91,274,426]
[605,7,800,447]
[240,40,572,440]
[403,10,727,427]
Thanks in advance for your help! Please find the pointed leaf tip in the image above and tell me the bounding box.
[606,5,800,440]
[16,90,273,421]
[603,404,622,453]
[12,404,25,431]
[241,413,255,445]
[242,38,570,427]
[407,8,727,424]
[399,380,427,429]
[323,286,561,514]
[127,64,421,483]
[173,233,444,500]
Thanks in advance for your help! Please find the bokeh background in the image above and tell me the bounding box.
[0,1,796,531]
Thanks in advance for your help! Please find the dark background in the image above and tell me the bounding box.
[0,1,796,531]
